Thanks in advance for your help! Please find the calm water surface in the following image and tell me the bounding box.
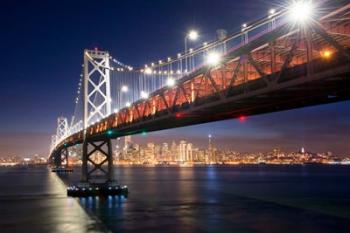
[1,165,350,233]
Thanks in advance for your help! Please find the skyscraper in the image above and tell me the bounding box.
[186,143,193,162]
[178,140,187,162]
[124,135,132,149]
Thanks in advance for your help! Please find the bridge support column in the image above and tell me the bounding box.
[51,147,73,173]
[68,138,127,197]
[80,138,115,184]
[53,147,68,168]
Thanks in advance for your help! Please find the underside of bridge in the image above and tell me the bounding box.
[49,1,350,194]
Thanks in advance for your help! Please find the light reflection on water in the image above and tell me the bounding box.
[1,165,350,233]
[62,165,350,233]
[0,166,110,233]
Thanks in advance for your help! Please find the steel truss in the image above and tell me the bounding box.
[83,49,111,128]
[50,2,350,161]
[56,117,69,141]
[83,11,350,136]
[54,147,69,168]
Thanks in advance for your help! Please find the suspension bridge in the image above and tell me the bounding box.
[48,0,350,196]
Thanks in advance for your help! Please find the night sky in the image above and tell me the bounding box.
[1,0,349,157]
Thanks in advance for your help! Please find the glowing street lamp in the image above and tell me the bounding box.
[188,30,199,41]
[288,0,314,24]
[241,23,248,32]
[121,85,128,93]
[140,91,149,99]
[166,77,176,87]
[269,8,276,16]
[206,52,221,66]
[144,67,153,75]
[185,30,199,72]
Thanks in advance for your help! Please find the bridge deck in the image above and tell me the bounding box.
[50,2,350,156]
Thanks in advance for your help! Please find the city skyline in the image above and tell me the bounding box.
[3,136,348,166]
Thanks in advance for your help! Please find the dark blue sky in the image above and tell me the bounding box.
[1,0,350,157]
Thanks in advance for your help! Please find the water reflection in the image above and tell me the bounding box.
[2,166,350,233]
[0,166,109,233]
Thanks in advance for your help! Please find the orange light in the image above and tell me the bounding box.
[321,49,332,59]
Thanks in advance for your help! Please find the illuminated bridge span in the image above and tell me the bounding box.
[49,1,350,188]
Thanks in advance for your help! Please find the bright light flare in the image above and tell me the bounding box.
[140,91,149,99]
[188,30,199,41]
[125,102,131,107]
[166,77,176,87]
[175,112,182,118]
[320,49,332,59]
[238,115,247,122]
[288,0,314,23]
[121,85,128,92]
[206,52,221,66]
[144,67,153,75]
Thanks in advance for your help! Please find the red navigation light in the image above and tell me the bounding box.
[176,113,182,118]
[238,115,246,122]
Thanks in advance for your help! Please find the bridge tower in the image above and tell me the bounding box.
[56,117,69,141]
[52,117,71,171]
[80,49,115,186]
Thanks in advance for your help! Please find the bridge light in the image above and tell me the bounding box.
[121,85,128,93]
[140,91,149,99]
[268,8,276,18]
[166,77,176,87]
[144,67,153,75]
[206,52,221,66]
[125,102,131,107]
[188,30,199,41]
[320,49,332,59]
[107,129,113,135]
[238,115,247,122]
[288,0,313,23]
